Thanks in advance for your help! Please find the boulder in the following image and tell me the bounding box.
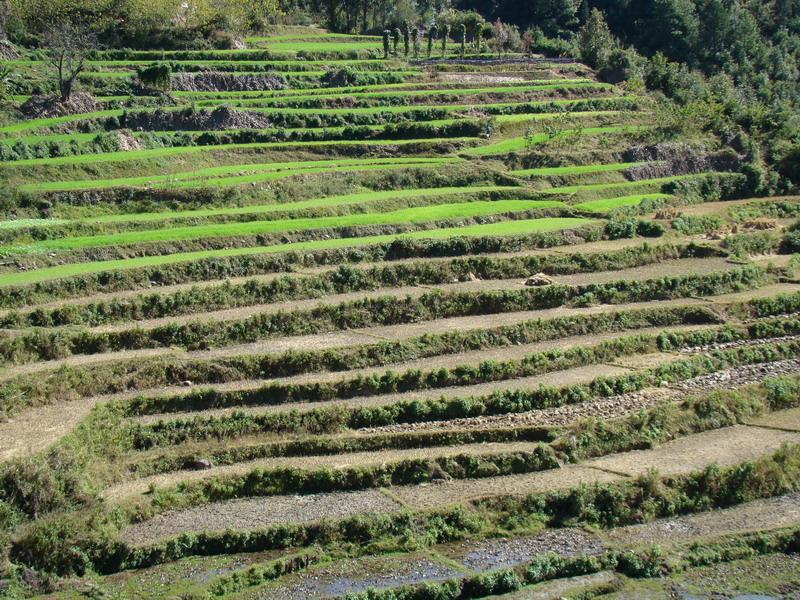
[187,458,213,470]
[524,273,555,287]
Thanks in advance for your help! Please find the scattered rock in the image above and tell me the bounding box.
[624,142,742,180]
[0,40,19,59]
[525,273,555,287]
[430,464,453,481]
[124,105,272,131]
[115,129,141,151]
[20,92,100,119]
[171,72,285,92]
[181,380,193,387]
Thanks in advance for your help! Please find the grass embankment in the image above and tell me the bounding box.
[0,218,592,287]
[16,157,458,192]
[4,200,566,252]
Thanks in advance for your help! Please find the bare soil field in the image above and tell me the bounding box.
[747,406,800,431]
[123,488,403,547]
[585,424,800,477]
[604,491,800,547]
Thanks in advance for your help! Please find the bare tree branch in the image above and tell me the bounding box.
[44,22,97,102]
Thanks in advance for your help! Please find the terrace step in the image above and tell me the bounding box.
[120,421,800,546]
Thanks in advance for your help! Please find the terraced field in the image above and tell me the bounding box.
[2,25,800,600]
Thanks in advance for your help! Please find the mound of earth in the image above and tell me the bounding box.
[0,40,18,59]
[20,92,100,119]
[171,71,286,92]
[115,129,141,151]
[123,106,272,131]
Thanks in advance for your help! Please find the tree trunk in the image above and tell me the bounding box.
[60,77,72,102]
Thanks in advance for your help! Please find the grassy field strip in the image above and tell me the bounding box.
[0,82,602,133]
[19,162,453,193]
[543,173,718,195]
[0,94,631,138]
[512,161,651,177]
[17,157,458,193]
[0,109,125,135]
[0,110,625,146]
[0,218,592,287]
[4,111,625,148]
[3,185,519,229]
[246,33,382,41]
[493,110,624,125]
[3,136,478,169]
[253,40,382,52]
[574,193,673,213]
[119,424,800,543]
[103,441,544,502]
[463,126,647,156]
[6,57,391,69]
[112,102,621,122]
[84,256,734,336]
[169,78,596,99]
[5,200,567,252]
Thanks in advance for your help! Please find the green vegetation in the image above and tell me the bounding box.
[0,0,797,594]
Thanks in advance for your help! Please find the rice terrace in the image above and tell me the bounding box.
[0,0,799,598]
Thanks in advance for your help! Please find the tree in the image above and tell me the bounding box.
[392,27,401,56]
[490,19,519,55]
[411,26,420,57]
[578,0,589,24]
[402,24,410,57]
[441,23,450,57]
[427,25,437,58]
[460,23,467,56]
[527,0,579,36]
[578,8,615,68]
[44,21,97,102]
[382,29,390,59]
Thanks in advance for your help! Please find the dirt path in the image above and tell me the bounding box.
[103,441,544,503]
[553,256,735,287]
[396,424,800,509]
[87,278,526,334]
